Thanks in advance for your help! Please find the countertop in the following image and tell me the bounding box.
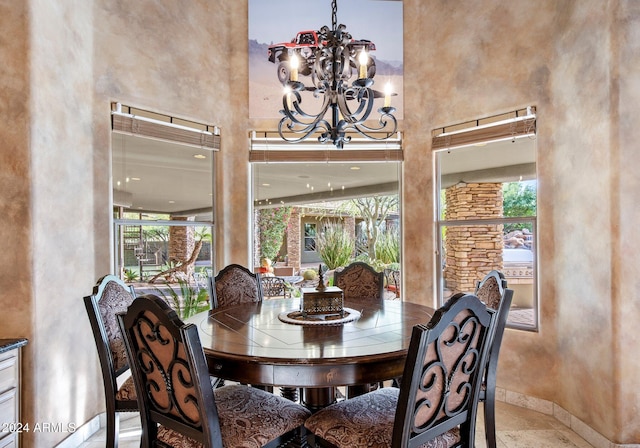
[0,338,28,354]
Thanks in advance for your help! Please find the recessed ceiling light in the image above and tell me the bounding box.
[131,177,141,181]
[168,200,175,204]
[262,183,271,187]
[194,154,206,159]
[350,166,360,170]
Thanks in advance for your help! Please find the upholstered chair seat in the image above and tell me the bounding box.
[114,376,136,401]
[157,385,310,448]
[118,294,311,448]
[305,293,496,448]
[306,387,461,448]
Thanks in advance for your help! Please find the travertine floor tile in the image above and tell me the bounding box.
[79,401,595,447]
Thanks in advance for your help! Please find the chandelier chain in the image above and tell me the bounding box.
[331,0,337,30]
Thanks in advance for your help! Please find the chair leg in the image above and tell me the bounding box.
[484,390,498,448]
[105,410,119,448]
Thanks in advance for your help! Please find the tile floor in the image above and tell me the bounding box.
[78,400,594,448]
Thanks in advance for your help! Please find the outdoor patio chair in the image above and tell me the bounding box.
[385,268,401,299]
[261,275,290,299]
[305,292,497,448]
[475,270,514,448]
[83,275,138,448]
[117,294,310,448]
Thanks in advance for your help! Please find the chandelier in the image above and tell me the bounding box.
[277,0,397,149]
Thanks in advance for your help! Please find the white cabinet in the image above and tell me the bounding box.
[0,340,26,448]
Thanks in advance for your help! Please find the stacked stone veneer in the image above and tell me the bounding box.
[444,183,503,293]
[169,217,195,278]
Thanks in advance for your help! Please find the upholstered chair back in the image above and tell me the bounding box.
[84,274,138,448]
[210,264,263,308]
[334,262,385,301]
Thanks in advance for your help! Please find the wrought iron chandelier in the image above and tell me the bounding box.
[277,0,397,149]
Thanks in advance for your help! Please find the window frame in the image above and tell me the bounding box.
[433,108,538,331]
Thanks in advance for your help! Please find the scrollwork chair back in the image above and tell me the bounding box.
[304,293,496,448]
[118,294,311,448]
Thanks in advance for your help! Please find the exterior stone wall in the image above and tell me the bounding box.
[443,183,503,293]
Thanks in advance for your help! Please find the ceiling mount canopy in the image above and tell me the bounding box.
[277,0,397,149]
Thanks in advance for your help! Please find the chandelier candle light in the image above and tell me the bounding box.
[278,0,397,149]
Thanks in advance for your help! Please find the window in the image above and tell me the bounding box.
[434,108,537,330]
[304,223,317,252]
[111,104,217,282]
[249,142,402,276]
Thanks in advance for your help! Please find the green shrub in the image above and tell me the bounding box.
[317,224,355,270]
[302,269,318,280]
[123,268,139,282]
[258,207,292,261]
[154,277,209,319]
[375,228,400,264]
[353,255,386,272]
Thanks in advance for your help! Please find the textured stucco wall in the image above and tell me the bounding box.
[1,0,639,445]
[399,0,639,443]
[0,1,34,443]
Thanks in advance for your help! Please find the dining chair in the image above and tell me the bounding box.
[260,275,290,299]
[333,261,385,301]
[334,262,386,397]
[208,263,264,308]
[83,275,138,448]
[333,261,384,397]
[475,270,514,448]
[304,292,496,448]
[117,294,311,448]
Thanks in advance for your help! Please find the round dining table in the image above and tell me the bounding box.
[186,297,434,410]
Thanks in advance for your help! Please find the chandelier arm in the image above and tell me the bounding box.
[348,112,398,138]
[278,118,332,143]
[280,88,332,126]
[337,86,375,124]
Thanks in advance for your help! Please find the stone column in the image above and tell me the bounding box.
[169,216,195,279]
[344,215,356,257]
[443,183,503,293]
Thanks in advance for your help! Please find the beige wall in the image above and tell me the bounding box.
[0,0,638,445]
